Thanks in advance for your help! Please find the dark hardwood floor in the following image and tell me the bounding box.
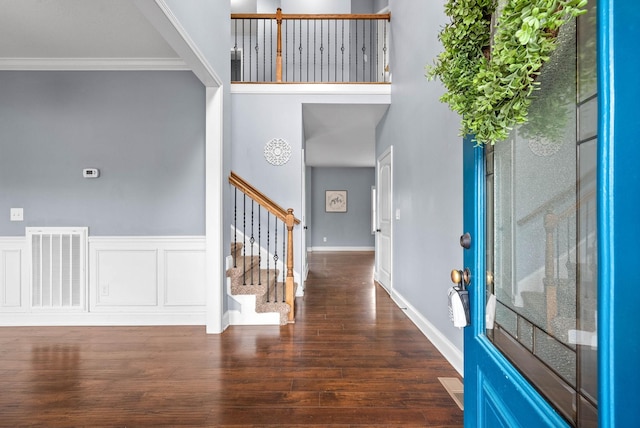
[0,251,463,427]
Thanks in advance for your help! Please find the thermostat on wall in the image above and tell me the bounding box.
[83,168,100,178]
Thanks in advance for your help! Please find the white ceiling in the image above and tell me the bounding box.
[303,103,389,167]
[0,0,182,67]
[0,0,388,167]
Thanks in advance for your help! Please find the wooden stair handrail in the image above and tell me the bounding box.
[229,171,300,225]
[231,12,391,21]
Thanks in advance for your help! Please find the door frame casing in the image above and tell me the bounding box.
[597,0,640,425]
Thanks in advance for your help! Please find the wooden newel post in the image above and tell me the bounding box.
[285,208,295,322]
[276,8,283,83]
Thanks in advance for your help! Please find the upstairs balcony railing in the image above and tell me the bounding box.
[231,8,391,83]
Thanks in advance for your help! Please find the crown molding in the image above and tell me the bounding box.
[0,57,189,71]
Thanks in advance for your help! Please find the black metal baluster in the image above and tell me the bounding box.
[348,20,351,82]
[307,19,309,82]
[253,19,259,80]
[334,19,338,82]
[292,20,296,81]
[262,18,266,81]
[250,200,255,285]
[369,21,376,82]
[355,20,358,82]
[299,19,302,82]
[383,21,388,82]
[242,193,246,285]
[267,212,270,301]
[362,20,366,81]
[341,21,345,82]
[242,19,246,81]
[258,205,262,286]
[249,19,253,81]
[320,20,324,82]
[375,19,379,82]
[327,19,331,81]
[285,20,288,81]
[313,20,317,82]
[233,187,237,268]
[273,218,279,302]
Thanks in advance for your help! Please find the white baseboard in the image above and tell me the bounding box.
[0,311,205,326]
[310,246,375,252]
[391,288,464,376]
[227,308,281,325]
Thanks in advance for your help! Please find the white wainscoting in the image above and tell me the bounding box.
[0,237,27,311]
[0,236,206,326]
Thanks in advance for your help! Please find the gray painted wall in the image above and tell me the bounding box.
[351,0,386,13]
[0,71,205,236]
[230,91,388,275]
[281,0,350,13]
[310,167,374,248]
[376,1,464,350]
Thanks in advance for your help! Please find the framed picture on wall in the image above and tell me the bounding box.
[325,190,347,212]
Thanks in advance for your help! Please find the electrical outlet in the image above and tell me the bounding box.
[323,237,327,242]
[100,284,109,296]
[10,208,23,222]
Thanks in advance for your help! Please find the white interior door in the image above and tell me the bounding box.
[375,146,392,291]
[301,154,308,284]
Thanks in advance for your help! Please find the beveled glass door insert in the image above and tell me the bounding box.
[485,4,598,426]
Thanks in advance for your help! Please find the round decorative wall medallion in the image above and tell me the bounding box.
[528,137,562,157]
[264,138,292,166]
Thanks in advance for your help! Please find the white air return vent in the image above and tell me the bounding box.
[27,227,88,311]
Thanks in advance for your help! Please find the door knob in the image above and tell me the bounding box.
[460,233,471,249]
[451,268,471,286]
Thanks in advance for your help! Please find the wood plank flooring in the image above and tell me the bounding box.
[0,251,463,427]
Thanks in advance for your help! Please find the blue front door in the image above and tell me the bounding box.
[462,0,640,426]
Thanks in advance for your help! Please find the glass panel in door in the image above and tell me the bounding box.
[485,5,598,426]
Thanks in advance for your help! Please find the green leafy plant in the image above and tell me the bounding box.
[426,0,588,145]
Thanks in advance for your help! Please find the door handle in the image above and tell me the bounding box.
[376,229,381,232]
[450,268,471,287]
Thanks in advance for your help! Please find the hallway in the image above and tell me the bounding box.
[0,251,463,427]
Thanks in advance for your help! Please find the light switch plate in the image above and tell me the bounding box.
[10,208,23,222]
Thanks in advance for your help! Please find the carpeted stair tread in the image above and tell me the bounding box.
[227,247,293,325]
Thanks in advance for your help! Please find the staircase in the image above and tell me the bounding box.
[226,243,294,325]
[227,172,301,325]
